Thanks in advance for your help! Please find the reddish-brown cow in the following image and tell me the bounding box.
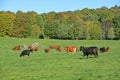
[49,45,58,49]
[28,45,38,51]
[49,45,61,52]
[64,46,77,53]
[12,46,21,50]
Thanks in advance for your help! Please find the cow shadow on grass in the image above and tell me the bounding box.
[78,58,83,59]
[77,55,95,60]
[78,57,95,60]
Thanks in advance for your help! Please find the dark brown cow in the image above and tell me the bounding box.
[100,47,109,53]
[56,47,62,52]
[12,46,21,50]
[44,48,50,53]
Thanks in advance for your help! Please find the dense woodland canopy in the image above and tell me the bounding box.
[0,5,120,40]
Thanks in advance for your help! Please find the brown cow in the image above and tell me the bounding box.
[56,47,62,52]
[49,45,59,49]
[28,42,39,51]
[12,46,21,50]
[64,46,77,53]
[28,45,38,51]
[49,45,61,52]
[44,48,50,53]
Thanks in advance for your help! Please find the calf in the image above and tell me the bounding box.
[20,49,33,57]
[80,46,98,58]
[44,48,50,53]
[56,46,62,52]
[105,47,109,52]
[100,47,109,53]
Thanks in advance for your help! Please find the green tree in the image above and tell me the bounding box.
[26,11,40,38]
[83,21,102,40]
[0,11,15,37]
[37,15,46,38]
[112,16,120,39]
[12,11,33,38]
[97,7,114,39]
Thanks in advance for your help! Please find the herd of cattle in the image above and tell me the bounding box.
[12,42,109,59]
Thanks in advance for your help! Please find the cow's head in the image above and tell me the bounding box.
[80,46,85,51]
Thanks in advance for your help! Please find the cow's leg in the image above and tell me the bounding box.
[86,54,88,59]
[20,54,22,57]
[95,51,98,58]
[94,54,96,58]
[83,55,85,59]
[83,54,88,59]
[83,53,85,59]
[94,54,98,58]
[96,53,98,58]
[28,54,30,56]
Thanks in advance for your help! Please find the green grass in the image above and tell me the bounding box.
[0,37,120,80]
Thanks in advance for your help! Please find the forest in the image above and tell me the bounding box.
[0,5,120,40]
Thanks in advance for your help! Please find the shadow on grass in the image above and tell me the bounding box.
[77,56,95,60]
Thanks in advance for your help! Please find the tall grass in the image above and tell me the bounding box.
[0,37,120,80]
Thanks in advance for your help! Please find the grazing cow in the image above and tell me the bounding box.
[56,47,62,52]
[20,49,33,57]
[44,48,50,53]
[12,46,21,50]
[28,45,38,51]
[64,46,77,53]
[28,42,39,51]
[49,45,59,49]
[80,46,98,58]
[49,45,61,52]
[100,47,109,53]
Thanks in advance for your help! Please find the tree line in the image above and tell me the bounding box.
[0,5,120,40]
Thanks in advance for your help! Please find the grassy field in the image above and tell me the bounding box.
[0,37,120,80]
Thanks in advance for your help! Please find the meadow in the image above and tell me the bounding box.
[0,37,120,80]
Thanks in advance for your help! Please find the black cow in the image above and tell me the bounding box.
[20,49,33,57]
[80,46,98,58]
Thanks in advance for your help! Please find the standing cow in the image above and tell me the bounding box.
[20,49,33,57]
[64,46,77,53]
[80,46,98,58]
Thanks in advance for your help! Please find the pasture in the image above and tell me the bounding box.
[0,37,120,80]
